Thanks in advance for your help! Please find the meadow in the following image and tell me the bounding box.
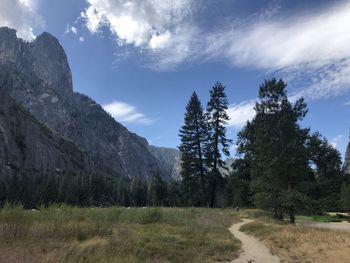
[0,205,240,263]
[1,205,350,263]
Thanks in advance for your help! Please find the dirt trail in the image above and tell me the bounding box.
[229,219,280,263]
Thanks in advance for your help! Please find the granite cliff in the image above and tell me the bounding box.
[0,27,167,180]
[0,88,95,176]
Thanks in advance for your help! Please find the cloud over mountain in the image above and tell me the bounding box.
[0,0,43,40]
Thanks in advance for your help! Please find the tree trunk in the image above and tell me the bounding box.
[289,206,296,224]
[274,207,283,220]
[209,175,216,208]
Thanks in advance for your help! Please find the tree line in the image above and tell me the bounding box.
[0,170,184,208]
[179,79,350,222]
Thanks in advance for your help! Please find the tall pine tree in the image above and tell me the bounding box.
[179,92,207,206]
[206,82,232,207]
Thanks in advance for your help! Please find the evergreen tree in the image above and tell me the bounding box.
[40,175,58,206]
[206,82,232,207]
[0,178,6,206]
[148,171,167,206]
[227,159,252,207]
[130,177,146,207]
[8,172,20,203]
[167,181,182,207]
[179,92,208,206]
[238,79,310,222]
[341,183,350,211]
[307,133,343,211]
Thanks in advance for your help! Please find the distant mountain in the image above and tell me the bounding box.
[148,146,235,181]
[343,142,350,175]
[0,27,169,180]
[149,146,181,180]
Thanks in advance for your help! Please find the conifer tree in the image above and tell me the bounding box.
[148,171,167,206]
[238,79,310,222]
[179,92,208,206]
[206,82,232,207]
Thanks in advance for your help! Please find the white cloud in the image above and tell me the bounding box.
[103,101,154,125]
[81,0,194,48]
[79,36,84,42]
[149,31,171,49]
[66,25,78,34]
[0,0,43,40]
[331,134,344,148]
[227,100,256,128]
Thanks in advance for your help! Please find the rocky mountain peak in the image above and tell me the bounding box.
[0,27,73,102]
[30,31,73,101]
[0,27,17,41]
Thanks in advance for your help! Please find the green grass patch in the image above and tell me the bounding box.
[295,214,342,223]
[0,205,240,262]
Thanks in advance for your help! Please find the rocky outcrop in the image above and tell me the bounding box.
[0,88,94,176]
[0,27,165,180]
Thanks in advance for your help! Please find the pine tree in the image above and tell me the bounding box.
[227,159,252,207]
[40,175,58,206]
[130,177,146,207]
[307,132,343,211]
[341,183,350,211]
[206,82,232,207]
[148,171,167,206]
[238,79,310,222]
[179,92,208,206]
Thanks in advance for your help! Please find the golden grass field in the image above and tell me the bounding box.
[240,214,350,263]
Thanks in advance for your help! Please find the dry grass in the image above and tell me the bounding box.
[0,205,241,263]
[241,220,350,263]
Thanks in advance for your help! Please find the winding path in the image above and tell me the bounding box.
[229,219,281,263]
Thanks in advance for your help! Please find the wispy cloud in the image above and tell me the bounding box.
[65,25,77,34]
[330,134,344,149]
[103,101,154,125]
[0,0,44,40]
[227,100,256,128]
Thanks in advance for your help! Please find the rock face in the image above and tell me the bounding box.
[0,89,94,176]
[343,142,350,175]
[0,27,165,180]
[149,146,181,180]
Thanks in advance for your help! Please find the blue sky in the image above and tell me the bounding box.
[2,0,350,158]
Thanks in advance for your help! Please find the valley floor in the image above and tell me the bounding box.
[0,206,240,263]
[1,206,350,263]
